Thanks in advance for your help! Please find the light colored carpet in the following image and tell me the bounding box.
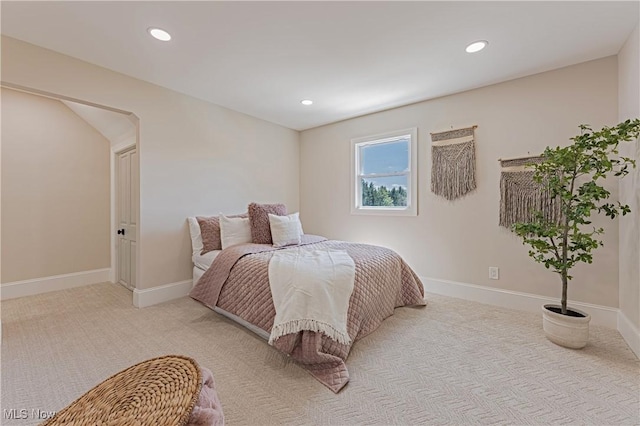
[1,282,638,425]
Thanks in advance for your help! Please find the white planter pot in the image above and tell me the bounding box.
[542,304,591,349]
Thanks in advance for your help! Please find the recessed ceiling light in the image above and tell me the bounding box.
[301,99,313,106]
[148,27,171,42]
[465,40,488,53]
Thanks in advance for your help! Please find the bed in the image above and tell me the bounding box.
[187,210,426,393]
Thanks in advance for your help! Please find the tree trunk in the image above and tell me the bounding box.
[561,271,568,315]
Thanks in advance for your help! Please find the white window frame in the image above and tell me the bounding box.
[350,127,418,216]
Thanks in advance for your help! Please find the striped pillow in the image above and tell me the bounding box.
[269,213,302,247]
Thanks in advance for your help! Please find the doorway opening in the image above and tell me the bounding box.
[0,83,139,301]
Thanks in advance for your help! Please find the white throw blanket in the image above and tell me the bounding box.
[268,247,355,345]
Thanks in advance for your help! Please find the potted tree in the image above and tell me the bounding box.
[513,119,640,349]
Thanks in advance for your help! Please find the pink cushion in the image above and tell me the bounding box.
[197,213,247,254]
[248,203,287,244]
[187,367,224,426]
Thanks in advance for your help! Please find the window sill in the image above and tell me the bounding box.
[350,206,417,216]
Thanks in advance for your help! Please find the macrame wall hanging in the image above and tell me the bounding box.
[430,125,477,200]
[498,156,562,228]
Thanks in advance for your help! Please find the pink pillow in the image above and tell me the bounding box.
[197,213,247,254]
[248,203,287,244]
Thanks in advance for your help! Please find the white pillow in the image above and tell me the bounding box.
[269,212,303,248]
[187,217,203,257]
[219,214,252,249]
[296,213,304,235]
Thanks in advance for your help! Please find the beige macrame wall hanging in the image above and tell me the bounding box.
[499,156,562,228]
[430,126,477,200]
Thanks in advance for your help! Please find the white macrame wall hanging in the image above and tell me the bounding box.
[498,156,562,228]
[430,126,477,200]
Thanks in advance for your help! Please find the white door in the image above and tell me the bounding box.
[116,148,138,290]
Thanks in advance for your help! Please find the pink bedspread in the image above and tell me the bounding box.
[189,235,425,392]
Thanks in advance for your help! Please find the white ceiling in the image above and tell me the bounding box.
[2,1,638,131]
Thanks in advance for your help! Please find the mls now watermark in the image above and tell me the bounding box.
[4,408,56,421]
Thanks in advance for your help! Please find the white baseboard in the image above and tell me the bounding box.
[421,276,619,329]
[617,311,640,358]
[1,268,111,300]
[133,280,193,308]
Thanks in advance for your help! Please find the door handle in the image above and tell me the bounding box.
[117,229,125,235]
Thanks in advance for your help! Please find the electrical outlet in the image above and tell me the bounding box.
[489,267,499,280]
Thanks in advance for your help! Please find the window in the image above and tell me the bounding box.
[351,128,417,216]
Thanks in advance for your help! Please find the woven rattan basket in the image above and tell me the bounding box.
[42,355,202,426]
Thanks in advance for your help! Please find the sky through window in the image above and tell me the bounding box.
[360,137,409,189]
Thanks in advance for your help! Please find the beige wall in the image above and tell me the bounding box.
[300,57,619,307]
[1,36,300,290]
[618,24,640,329]
[1,88,110,282]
